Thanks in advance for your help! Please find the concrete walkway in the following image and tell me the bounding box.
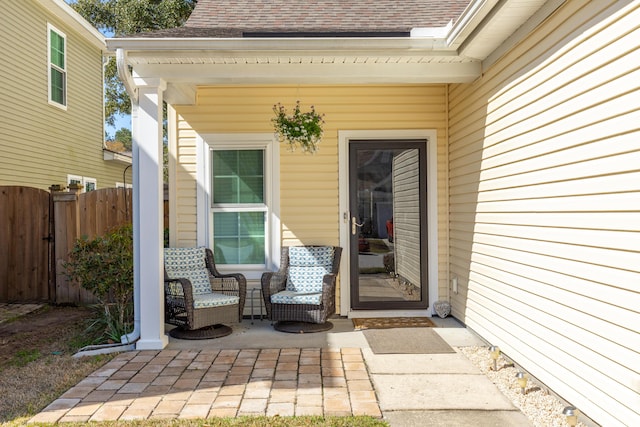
[30,317,532,426]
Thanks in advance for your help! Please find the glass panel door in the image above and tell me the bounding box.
[349,140,428,309]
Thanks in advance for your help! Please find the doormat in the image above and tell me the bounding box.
[352,317,436,330]
[363,328,455,354]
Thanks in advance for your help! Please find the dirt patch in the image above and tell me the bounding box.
[0,305,110,423]
[0,305,89,365]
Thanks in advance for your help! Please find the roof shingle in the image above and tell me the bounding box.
[186,0,469,31]
[127,0,471,38]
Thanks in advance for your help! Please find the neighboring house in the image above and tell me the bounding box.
[0,0,131,192]
[108,1,639,426]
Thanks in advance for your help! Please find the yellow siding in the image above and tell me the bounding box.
[0,0,128,190]
[173,84,449,310]
[448,1,640,426]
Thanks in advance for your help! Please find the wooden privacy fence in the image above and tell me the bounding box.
[0,186,172,304]
[54,187,132,304]
[0,186,52,302]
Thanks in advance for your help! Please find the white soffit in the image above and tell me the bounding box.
[459,0,549,60]
[115,38,482,87]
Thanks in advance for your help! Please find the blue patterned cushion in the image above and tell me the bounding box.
[164,247,212,295]
[193,293,239,309]
[286,246,334,293]
[271,290,322,305]
[289,246,334,267]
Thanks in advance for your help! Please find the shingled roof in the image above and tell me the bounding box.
[134,0,471,38]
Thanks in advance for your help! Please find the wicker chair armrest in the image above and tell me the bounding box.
[226,273,247,322]
[209,272,245,291]
[322,273,337,301]
[261,271,287,320]
[164,277,196,328]
[165,277,195,302]
[262,271,287,296]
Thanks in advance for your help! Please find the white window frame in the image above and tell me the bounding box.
[197,133,280,280]
[116,182,133,189]
[67,174,97,192]
[67,174,82,186]
[47,23,67,109]
[83,177,97,192]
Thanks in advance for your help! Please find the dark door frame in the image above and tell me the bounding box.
[338,130,439,316]
[348,140,429,310]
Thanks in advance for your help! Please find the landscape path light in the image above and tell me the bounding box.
[563,406,579,427]
[489,345,500,371]
[515,371,528,394]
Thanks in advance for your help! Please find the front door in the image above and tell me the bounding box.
[349,140,428,310]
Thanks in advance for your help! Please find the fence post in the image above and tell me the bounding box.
[53,187,81,304]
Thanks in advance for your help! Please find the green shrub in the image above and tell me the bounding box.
[64,224,133,344]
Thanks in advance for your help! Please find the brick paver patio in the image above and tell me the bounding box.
[30,347,381,423]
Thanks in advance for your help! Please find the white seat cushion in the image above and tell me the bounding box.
[270,290,322,305]
[193,292,239,309]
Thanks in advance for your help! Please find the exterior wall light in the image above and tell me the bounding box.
[563,406,579,427]
[515,371,528,394]
[489,346,500,371]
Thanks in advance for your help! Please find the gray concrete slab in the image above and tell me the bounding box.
[383,410,533,427]
[362,348,480,374]
[167,317,369,350]
[371,373,516,411]
[432,326,487,347]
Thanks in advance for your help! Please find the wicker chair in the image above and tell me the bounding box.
[261,246,342,333]
[164,247,246,339]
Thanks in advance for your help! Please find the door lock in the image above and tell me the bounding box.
[351,217,364,235]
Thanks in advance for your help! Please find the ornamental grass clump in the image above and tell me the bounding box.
[272,101,325,153]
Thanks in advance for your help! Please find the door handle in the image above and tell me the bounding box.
[351,217,364,235]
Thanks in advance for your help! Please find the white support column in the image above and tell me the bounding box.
[132,78,168,350]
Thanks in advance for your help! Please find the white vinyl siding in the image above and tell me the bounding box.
[448,1,640,426]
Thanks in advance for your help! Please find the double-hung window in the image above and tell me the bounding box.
[212,149,267,266]
[202,134,279,278]
[48,24,66,108]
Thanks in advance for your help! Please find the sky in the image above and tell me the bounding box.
[109,114,132,138]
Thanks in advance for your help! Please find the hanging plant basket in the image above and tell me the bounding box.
[272,101,325,154]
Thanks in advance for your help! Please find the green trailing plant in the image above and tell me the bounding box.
[272,101,325,153]
[64,224,134,344]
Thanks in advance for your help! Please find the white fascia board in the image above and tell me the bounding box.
[106,36,449,54]
[103,150,133,165]
[446,0,502,50]
[410,21,453,39]
[36,0,106,51]
[132,61,481,84]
